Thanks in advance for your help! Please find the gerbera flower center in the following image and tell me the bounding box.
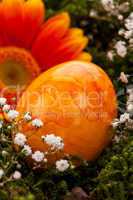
[0,47,40,92]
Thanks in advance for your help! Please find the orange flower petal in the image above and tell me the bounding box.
[32,15,88,71]
[32,12,71,70]
[1,0,44,48]
[75,52,92,62]
[23,0,45,48]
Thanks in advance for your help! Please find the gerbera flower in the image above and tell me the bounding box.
[0,0,91,103]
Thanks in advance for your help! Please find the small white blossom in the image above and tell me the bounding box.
[43,134,64,150]
[0,97,6,106]
[24,112,32,121]
[112,119,120,128]
[128,94,133,102]
[119,72,128,84]
[124,30,133,39]
[7,110,19,120]
[0,121,3,129]
[114,41,127,57]
[44,158,48,163]
[32,118,43,128]
[118,15,123,21]
[89,9,97,17]
[2,150,8,156]
[113,135,120,143]
[12,171,22,180]
[125,12,133,30]
[120,113,130,123]
[127,104,133,113]
[107,50,114,61]
[0,169,4,179]
[129,38,133,45]
[101,0,115,11]
[2,104,10,112]
[23,145,32,156]
[16,164,22,169]
[32,151,44,162]
[56,159,69,172]
[14,133,27,147]
[118,29,125,36]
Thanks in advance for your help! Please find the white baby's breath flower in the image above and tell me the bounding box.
[127,104,133,113]
[119,72,128,84]
[56,159,69,172]
[114,41,127,57]
[2,104,10,112]
[43,134,64,150]
[7,110,19,120]
[12,171,22,180]
[112,119,120,128]
[7,125,12,129]
[2,150,8,156]
[24,112,32,121]
[113,135,120,143]
[23,145,32,156]
[120,113,130,123]
[16,164,22,169]
[0,121,3,129]
[124,30,133,39]
[101,0,114,11]
[14,133,27,147]
[0,97,6,106]
[44,158,48,163]
[0,169,4,179]
[107,50,114,61]
[89,9,97,17]
[128,94,133,102]
[32,151,44,162]
[118,28,125,36]
[32,118,43,128]
[125,12,133,30]
[118,15,123,21]
[129,38,133,45]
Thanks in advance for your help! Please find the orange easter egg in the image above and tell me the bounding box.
[17,61,117,161]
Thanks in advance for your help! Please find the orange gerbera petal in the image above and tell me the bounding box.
[76,52,92,62]
[23,0,45,48]
[1,0,44,48]
[32,19,88,71]
[32,13,88,71]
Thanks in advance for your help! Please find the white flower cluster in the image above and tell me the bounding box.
[101,0,115,12]
[0,97,19,120]
[42,134,64,150]
[119,72,128,84]
[0,97,6,107]
[32,118,43,128]
[114,41,127,58]
[3,104,10,112]
[32,151,45,163]
[0,120,3,129]
[23,145,32,156]
[56,159,69,172]
[127,88,133,114]
[7,110,19,120]
[112,85,133,129]
[14,133,27,147]
[118,12,133,41]
[24,112,32,121]
[0,169,4,179]
[12,171,22,180]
